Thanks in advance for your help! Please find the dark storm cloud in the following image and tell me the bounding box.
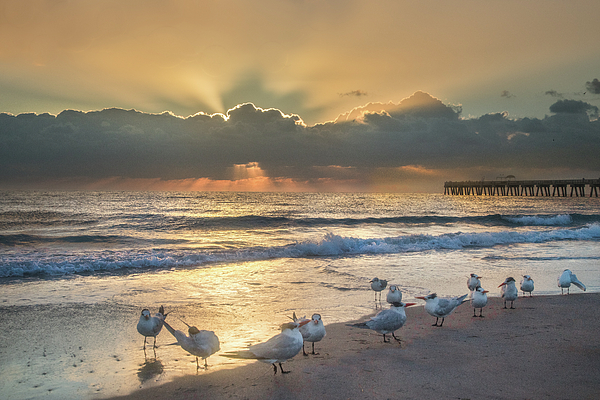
[586,78,600,94]
[549,99,599,118]
[1,91,599,189]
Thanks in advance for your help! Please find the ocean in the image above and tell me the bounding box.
[1,191,599,399]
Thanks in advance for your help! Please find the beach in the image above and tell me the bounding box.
[1,191,599,399]
[106,293,600,400]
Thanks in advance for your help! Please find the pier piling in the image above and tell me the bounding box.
[444,179,600,197]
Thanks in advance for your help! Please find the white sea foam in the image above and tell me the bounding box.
[503,214,573,226]
[3,224,598,278]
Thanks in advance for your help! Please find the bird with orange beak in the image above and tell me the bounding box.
[471,286,489,317]
[349,301,416,343]
[499,277,518,309]
[416,293,468,327]
[223,317,310,374]
[298,313,326,356]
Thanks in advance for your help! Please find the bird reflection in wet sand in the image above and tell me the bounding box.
[137,359,164,383]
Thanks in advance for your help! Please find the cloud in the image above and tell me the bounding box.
[220,72,322,125]
[544,90,563,98]
[339,90,368,97]
[1,92,599,192]
[586,78,600,94]
[501,90,515,98]
[334,91,459,123]
[549,99,599,118]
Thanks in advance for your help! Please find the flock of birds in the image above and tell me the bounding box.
[136,268,586,375]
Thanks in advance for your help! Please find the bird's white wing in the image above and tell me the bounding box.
[435,298,453,316]
[163,322,190,346]
[193,330,221,355]
[249,332,301,361]
[570,274,587,291]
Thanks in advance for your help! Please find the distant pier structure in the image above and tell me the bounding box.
[444,178,600,197]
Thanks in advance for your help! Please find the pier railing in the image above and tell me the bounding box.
[444,179,600,197]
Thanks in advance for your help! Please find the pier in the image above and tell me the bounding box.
[444,179,600,197]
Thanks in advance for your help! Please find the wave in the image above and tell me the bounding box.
[4,211,598,234]
[150,213,600,230]
[2,223,599,278]
[501,214,573,226]
[0,234,186,246]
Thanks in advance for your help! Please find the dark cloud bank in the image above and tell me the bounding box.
[1,91,599,192]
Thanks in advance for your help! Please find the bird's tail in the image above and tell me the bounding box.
[347,322,370,330]
[163,321,176,335]
[457,293,469,305]
[571,275,587,291]
[221,350,258,360]
[158,305,169,319]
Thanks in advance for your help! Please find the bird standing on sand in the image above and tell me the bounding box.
[137,305,167,350]
[163,320,220,369]
[386,285,402,304]
[349,302,416,343]
[499,277,518,309]
[298,314,326,355]
[471,287,488,317]
[557,269,586,295]
[520,275,534,297]
[467,274,482,291]
[370,277,387,301]
[223,319,310,374]
[416,293,468,327]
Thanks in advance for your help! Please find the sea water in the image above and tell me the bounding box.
[1,191,599,399]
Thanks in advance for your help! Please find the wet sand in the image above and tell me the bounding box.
[110,293,600,400]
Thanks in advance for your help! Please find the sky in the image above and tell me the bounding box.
[1,0,600,192]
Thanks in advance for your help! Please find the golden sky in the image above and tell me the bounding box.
[1,0,600,192]
[2,0,599,125]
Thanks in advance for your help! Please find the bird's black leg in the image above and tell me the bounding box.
[479,308,484,318]
[302,342,308,356]
[143,337,147,350]
[391,332,402,343]
[439,317,445,327]
[473,308,477,317]
[311,342,318,355]
[383,334,389,343]
[272,364,278,374]
[279,363,290,374]
[503,300,507,309]
[153,336,158,349]
[510,301,515,309]
[432,317,439,326]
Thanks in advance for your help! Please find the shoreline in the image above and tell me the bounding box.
[108,293,600,400]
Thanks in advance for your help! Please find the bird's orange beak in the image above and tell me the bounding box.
[404,302,417,307]
[415,296,426,300]
[483,290,489,293]
[498,282,506,287]
[298,319,311,327]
